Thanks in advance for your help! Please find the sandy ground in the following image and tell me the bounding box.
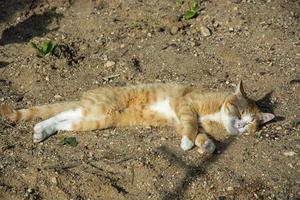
[0,0,299,199]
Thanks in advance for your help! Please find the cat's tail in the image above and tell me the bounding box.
[1,101,80,122]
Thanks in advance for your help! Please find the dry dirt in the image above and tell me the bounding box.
[0,0,299,200]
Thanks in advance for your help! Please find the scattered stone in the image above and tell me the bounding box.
[288,163,294,169]
[102,74,120,82]
[103,55,108,61]
[51,177,58,185]
[213,20,220,28]
[227,186,234,191]
[54,94,62,100]
[190,41,196,47]
[170,26,179,35]
[27,188,33,194]
[275,126,282,130]
[229,27,234,32]
[105,61,116,68]
[200,26,211,37]
[283,151,296,156]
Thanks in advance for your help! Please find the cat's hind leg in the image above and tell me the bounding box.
[33,107,111,142]
[33,108,83,142]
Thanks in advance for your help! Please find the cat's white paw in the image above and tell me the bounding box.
[180,136,194,151]
[33,121,56,143]
[197,139,215,154]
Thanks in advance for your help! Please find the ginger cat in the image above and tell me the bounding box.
[1,81,274,154]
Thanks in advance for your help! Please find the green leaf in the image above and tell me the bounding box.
[191,1,198,10]
[30,42,39,50]
[42,41,50,54]
[184,9,197,20]
[46,41,54,54]
[176,0,183,6]
[59,137,78,146]
[30,40,55,57]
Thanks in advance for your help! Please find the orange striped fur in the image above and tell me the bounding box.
[1,81,275,153]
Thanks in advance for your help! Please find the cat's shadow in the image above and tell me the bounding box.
[157,138,235,200]
[256,91,285,123]
[0,10,62,45]
[0,61,9,69]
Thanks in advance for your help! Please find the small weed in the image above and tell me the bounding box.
[31,40,56,57]
[59,137,78,146]
[183,0,199,20]
[130,21,139,30]
[176,0,183,6]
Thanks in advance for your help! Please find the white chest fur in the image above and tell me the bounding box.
[149,97,179,122]
[200,110,239,135]
[200,112,222,123]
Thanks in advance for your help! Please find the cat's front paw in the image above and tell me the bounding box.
[33,121,56,142]
[195,134,215,154]
[180,136,194,151]
[197,139,215,154]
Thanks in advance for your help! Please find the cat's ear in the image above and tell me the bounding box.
[235,80,247,97]
[261,113,275,124]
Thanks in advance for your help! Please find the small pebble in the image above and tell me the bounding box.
[27,188,33,194]
[170,26,179,35]
[227,186,234,191]
[275,126,282,130]
[54,94,62,100]
[105,61,116,68]
[51,177,58,185]
[283,151,296,156]
[288,163,294,169]
[103,55,108,61]
[213,21,220,28]
[200,26,211,37]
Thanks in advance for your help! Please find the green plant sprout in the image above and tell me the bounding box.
[176,0,183,6]
[31,40,55,57]
[59,137,78,146]
[183,0,199,20]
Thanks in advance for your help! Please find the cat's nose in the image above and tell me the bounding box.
[235,121,244,129]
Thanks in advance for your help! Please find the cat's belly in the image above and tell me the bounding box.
[149,97,179,123]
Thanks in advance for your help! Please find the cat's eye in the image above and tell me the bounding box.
[239,110,245,115]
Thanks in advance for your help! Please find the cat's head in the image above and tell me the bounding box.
[221,81,275,135]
